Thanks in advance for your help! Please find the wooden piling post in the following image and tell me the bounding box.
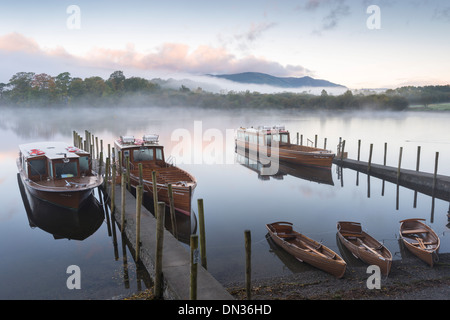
[190,234,199,300]
[138,163,143,186]
[340,140,346,161]
[245,230,252,300]
[152,171,158,217]
[296,132,299,145]
[314,134,318,148]
[95,137,99,160]
[135,185,143,261]
[368,144,373,173]
[197,199,207,269]
[397,147,403,182]
[357,140,361,161]
[300,134,303,146]
[104,157,110,190]
[167,184,177,239]
[324,138,327,150]
[126,156,131,192]
[154,201,166,299]
[384,143,388,166]
[121,173,126,233]
[416,146,421,171]
[111,163,116,213]
[433,152,439,192]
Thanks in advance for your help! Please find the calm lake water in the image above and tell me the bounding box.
[0,106,449,299]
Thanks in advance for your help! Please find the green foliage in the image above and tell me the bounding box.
[1,70,446,111]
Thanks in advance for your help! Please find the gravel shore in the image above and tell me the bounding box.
[226,253,450,300]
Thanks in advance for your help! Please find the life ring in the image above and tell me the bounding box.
[66,146,80,152]
[29,149,45,156]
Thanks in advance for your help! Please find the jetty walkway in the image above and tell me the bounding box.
[333,157,450,201]
[101,183,233,300]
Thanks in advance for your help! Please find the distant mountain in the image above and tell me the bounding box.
[207,72,346,88]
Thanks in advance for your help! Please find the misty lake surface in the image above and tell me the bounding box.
[0,106,449,299]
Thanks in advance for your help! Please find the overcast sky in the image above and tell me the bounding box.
[1,0,449,89]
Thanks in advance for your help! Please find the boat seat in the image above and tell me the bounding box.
[341,232,364,238]
[402,229,428,235]
[276,233,296,240]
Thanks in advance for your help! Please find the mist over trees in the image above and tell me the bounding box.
[1,70,447,111]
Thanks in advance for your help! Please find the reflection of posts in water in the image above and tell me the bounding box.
[245,230,252,301]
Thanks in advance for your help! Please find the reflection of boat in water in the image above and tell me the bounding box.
[18,173,104,241]
[236,125,335,168]
[236,148,334,185]
[17,141,103,210]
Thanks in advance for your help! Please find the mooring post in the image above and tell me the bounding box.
[296,132,299,145]
[324,137,327,150]
[152,171,158,217]
[384,143,387,166]
[190,234,199,300]
[416,146,421,171]
[300,134,303,146]
[314,134,318,148]
[138,163,143,186]
[111,163,116,213]
[104,157,110,190]
[357,140,361,161]
[245,230,252,300]
[154,201,166,299]
[397,147,403,182]
[368,144,373,173]
[121,173,126,233]
[98,151,103,176]
[433,152,439,193]
[126,156,131,192]
[197,199,207,269]
[95,137,99,159]
[167,184,177,239]
[135,185,143,261]
[340,140,346,161]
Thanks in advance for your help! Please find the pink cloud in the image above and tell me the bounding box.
[0,32,313,79]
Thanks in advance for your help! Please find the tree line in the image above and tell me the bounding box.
[1,70,447,111]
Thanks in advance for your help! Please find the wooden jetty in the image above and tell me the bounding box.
[333,157,450,201]
[73,130,232,300]
[100,182,233,300]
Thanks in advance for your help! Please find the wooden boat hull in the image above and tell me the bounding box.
[266,222,347,278]
[127,166,196,216]
[337,221,392,275]
[17,161,102,210]
[399,219,440,267]
[236,140,334,168]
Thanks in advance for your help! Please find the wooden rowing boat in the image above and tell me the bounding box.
[337,221,392,275]
[399,218,440,267]
[266,222,347,278]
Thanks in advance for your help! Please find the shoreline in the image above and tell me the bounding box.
[225,252,450,300]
